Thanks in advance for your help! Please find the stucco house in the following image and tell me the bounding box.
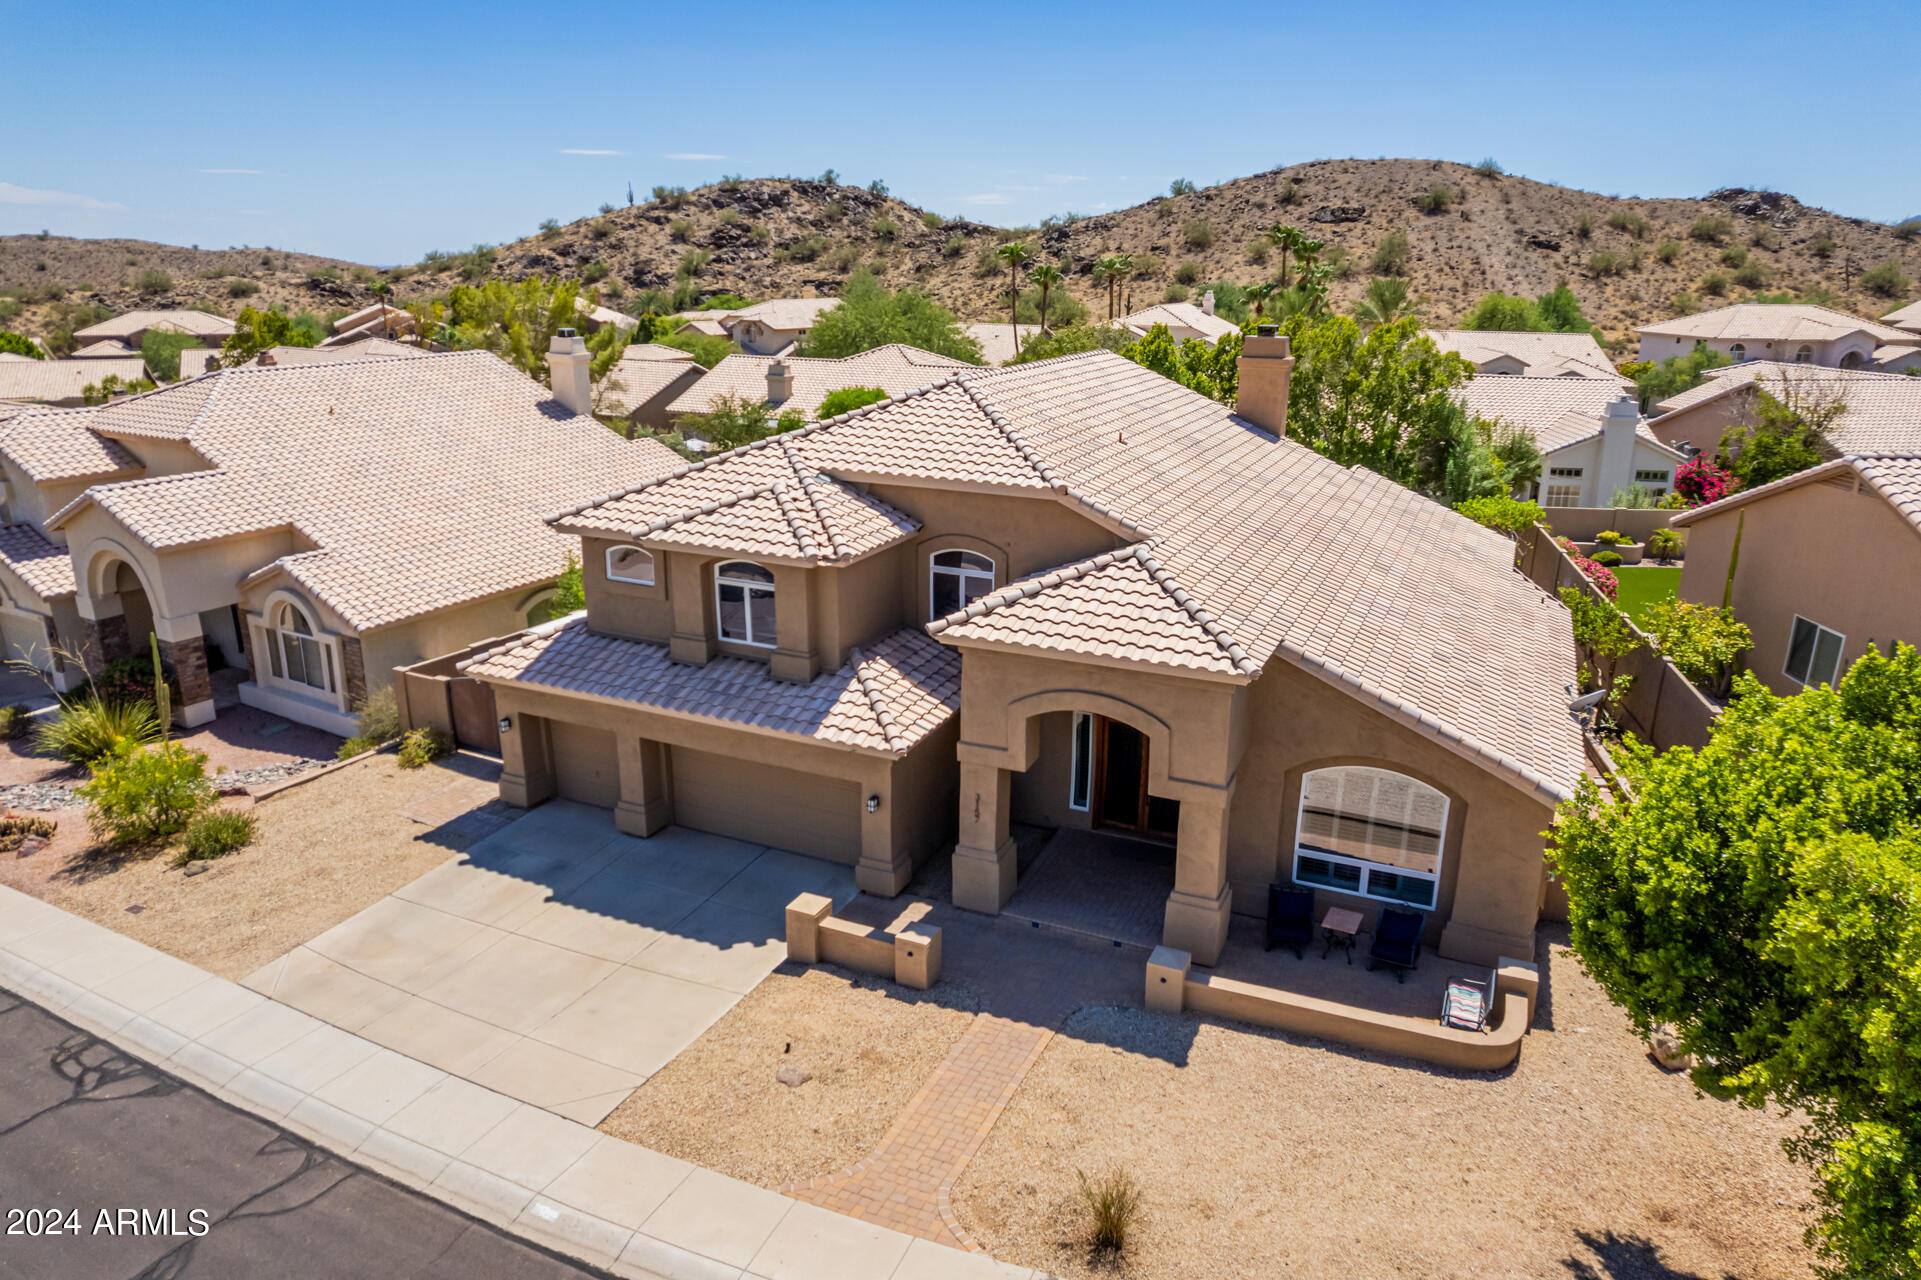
[664,345,975,423]
[1647,362,1921,459]
[319,302,417,348]
[963,323,1043,367]
[1115,300,1240,344]
[1426,330,1627,382]
[1636,302,1917,370]
[718,298,841,356]
[1884,299,1921,338]
[1454,375,1683,506]
[72,309,237,350]
[0,340,680,731]
[1669,453,1920,696]
[451,337,1584,970]
[0,358,152,407]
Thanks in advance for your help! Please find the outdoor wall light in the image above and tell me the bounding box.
[498,716,513,734]
[866,795,881,813]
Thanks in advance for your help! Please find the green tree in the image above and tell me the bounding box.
[1638,597,1752,695]
[995,242,1033,336]
[1242,282,1277,319]
[675,391,781,451]
[440,278,626,382]
[1459,284,1598,335]
[1454,495,1545,537]
[219,306,321,367]
[140,331,206,382]
[1558,586,1644,695]
[798,272,981,362]
[815,385,890,418]
[1027,262,1063,332]
[0,331,43,359]
[1266,224,1312,288]
[1350,277,1416,328]
[1630,341,1732,410]
[644,326,738,368]
[1009,324,1135,365]
[1550,644,1921,1278]
[1121,324,1243,403]
[1718,378,1847,489]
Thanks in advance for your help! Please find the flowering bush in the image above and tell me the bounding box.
[1673,456,1739,507]
[93,654,180,708]
[1557,538,1619,598]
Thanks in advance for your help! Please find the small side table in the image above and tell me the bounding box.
[1320,906,1363,963]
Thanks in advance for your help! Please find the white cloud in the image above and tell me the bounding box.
[0,181,124,211]
[196,168,262,174]
[560,148,622,156]
[664,152,726,161]
[960,192,1011,206]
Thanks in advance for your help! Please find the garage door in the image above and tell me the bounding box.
[0,613,48,671]
[670,746,860,864]
[548,722,619,808]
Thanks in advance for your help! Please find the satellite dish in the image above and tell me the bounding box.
[1569,688,1608,712]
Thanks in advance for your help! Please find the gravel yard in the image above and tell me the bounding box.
[598,964,980,1189]
[951,929,1817,1280]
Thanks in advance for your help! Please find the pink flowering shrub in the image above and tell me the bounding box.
[1673,456,1738,507]
[1555,536,1620,598]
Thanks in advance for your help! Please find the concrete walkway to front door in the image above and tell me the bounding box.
[244,801,856,1125]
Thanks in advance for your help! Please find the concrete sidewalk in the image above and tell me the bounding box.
[0,884,1041,1280]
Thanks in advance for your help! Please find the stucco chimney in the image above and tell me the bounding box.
[766,358,795,404]
[1236,324,1294,439]
[548,328,591,416]
[1596,392,1641,503]
[1202,289,1216,317]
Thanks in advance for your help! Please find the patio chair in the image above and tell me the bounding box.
[1366,908,1425,982]
[1441,972,1493,1032]
[1264,886,1315,958]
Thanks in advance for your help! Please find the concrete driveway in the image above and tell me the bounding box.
[244,801,855,1125]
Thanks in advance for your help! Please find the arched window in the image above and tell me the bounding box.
[268,602,334,693]
[1729,343,1747,363]
[1294,766,1448,908]
[929,549,995,619]
[1839,349,1864,370]
[1794,344,1813,364]
[715,561,776,647]
[606,545,655,585]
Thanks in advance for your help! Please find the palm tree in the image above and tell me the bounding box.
[1093,254,1126,321]
[1027,262,1063,335]
[1270,284,1327,323]
[1351,277,1415,328]
[1243,282,1277,320]
[996,243,1033,338]
[1266,224,1307,288]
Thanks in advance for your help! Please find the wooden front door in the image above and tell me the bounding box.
[1091,717,1180,839]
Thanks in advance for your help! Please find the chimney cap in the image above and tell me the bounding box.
[556,327,579,338]
[1257,324,1278,338]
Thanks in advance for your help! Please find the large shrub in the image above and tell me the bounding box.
[1671,456,1738,507]
[1640,598,1752,694]
[78,740,215,845]
[1453,496,1544,537]
[396,726,453,769]
[33,696,163,765]
[176,809,256,864]
[815,386,890,419]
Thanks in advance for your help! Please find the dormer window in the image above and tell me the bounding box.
[606,545,655,585]
[930,549,996,619]
[716,561,776,647]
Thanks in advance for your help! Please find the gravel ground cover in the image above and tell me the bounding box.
[599,964,980,1189]
[950,929,1816,1280]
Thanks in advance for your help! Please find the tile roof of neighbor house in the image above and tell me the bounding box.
[560,350,1584,802]
[1452,373,1671,454]
[663,345,977,421]
[964,323,1042,367]
[23,351,681,631]
[1425,330,1628,382]
[254,338,427,367]
[177,348,224,379]
[73,310,236,343]
[1637,302,1916,346]
[0,407,142,482]
[722,298,840,332]
[676,318,732,339]
[620,343,696,363]
[460,618,958,757]
[0,358,151,405]
[1883,300,1921,334]
[0,522,78,599]
[1670,452,1921,537]
[1116,302,1241,342]
[594,354,704,419]
[576,299,639,331]
[1654,363,1921,455]
[70,340,140,359]
[1874,344,1921,369]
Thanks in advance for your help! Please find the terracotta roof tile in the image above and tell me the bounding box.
[0,358,150,405]
[665,345,976,420]
[73,310,236,342]
[1426,330,1628,382]
[1117,302,1240,341]
[0,523,76,599]
[1638,301,1913,345]
[0,407,143,481]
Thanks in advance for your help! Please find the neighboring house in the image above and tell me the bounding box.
[1874,344,1921,373]
[720,298,841,355]
[1881,299,1921,338]
[453,340,1583,970]
[1454,374,1682,505]
[963,323,1043,367]
[1425,330,1627,382]
[319,302,417,348]
[1648,362,1921,458]
[1669,453,1920,696]
[72,309,237,350]
[0,358,152,408]
[575,298,639,335]
[596,345,703,432]
[70,340,141,360]
[1635,302,1917,370]
[0,342,680,732]
[672,309,739,341]
[664,345,975,423]
[1115,299,1240,343]
[178,337,424,380]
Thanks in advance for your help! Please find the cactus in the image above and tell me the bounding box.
[149,632,171,737]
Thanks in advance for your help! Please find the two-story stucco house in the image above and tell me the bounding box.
[453,336,1584,969]
[1636,302,1918,370]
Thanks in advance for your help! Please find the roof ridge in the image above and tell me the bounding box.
[847,644,907,754]
[779,437,850,559]
[956,372,1151,536]
[925,543,1141,634]
[767,479,825,559]
[631,481,783,538]
[1133,543,1260,675]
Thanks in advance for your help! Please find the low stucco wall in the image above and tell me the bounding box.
[1534,507,1678,546]
[784,892,940,989]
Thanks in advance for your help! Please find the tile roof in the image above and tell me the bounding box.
[0,523,77,599]
[621,343,697,363]
[70,340,140,359]
[676,318,731,338]
[0,358,150,405]
[1638,302,1914,345]
[0,354,33,364]
[963,323,1042,367]
[1670,452,1921,537]
[73,310,236,342]
[1883,300,1921,334]
[595,356,703,418]
[1425,330,1627,382]
[664,345,977,420]
[1451,374,1667,457]
[1654,363,1921,455]
[0,408,142,483]
[577,299,640,331]
[255,338,427,367]
[573,350,1583,801]
[1116,302,1240,342]
[36,352,682,631]
[723,297,840,332]
[178,348,224,379]
[1875,344,1921,370]
[460,618,958,757]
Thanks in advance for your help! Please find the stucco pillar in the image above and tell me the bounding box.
[1163,785,1234,966]
[768,564,820,683]
[856,769,908,897]
[613,735,673,837]
[154,613,215,727]
[500,711,557,809]
[951,760,1016,914]
[668,555,716,665]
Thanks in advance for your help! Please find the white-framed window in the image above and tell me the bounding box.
[1794,344,1813,364]
[266,602,335,694]
[1544,465,1584,507]
[1784,615,1846,689]
[1634,468,1671,497]
[606,545,655,585]
[1293,765,1448,909]
[1067,712,1092,812]
[930,549,995,619]
[1730,343,1747,362]
[715,560,777,647]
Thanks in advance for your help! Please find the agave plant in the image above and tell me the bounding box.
[33,694,164,766]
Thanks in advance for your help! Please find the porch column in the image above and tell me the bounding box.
[154,613,216,728]
[951,760,1016,914]
[613,735,673,837]
[75,591,130,675]
[500,711,557,809]
[856,768,909,897]
[1164,784,1234,966]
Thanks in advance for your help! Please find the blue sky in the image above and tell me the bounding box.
[5,0,1916,265]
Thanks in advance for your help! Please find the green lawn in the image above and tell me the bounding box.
[1613,564,1680,628]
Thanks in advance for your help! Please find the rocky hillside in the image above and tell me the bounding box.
[7,161,1918,354]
